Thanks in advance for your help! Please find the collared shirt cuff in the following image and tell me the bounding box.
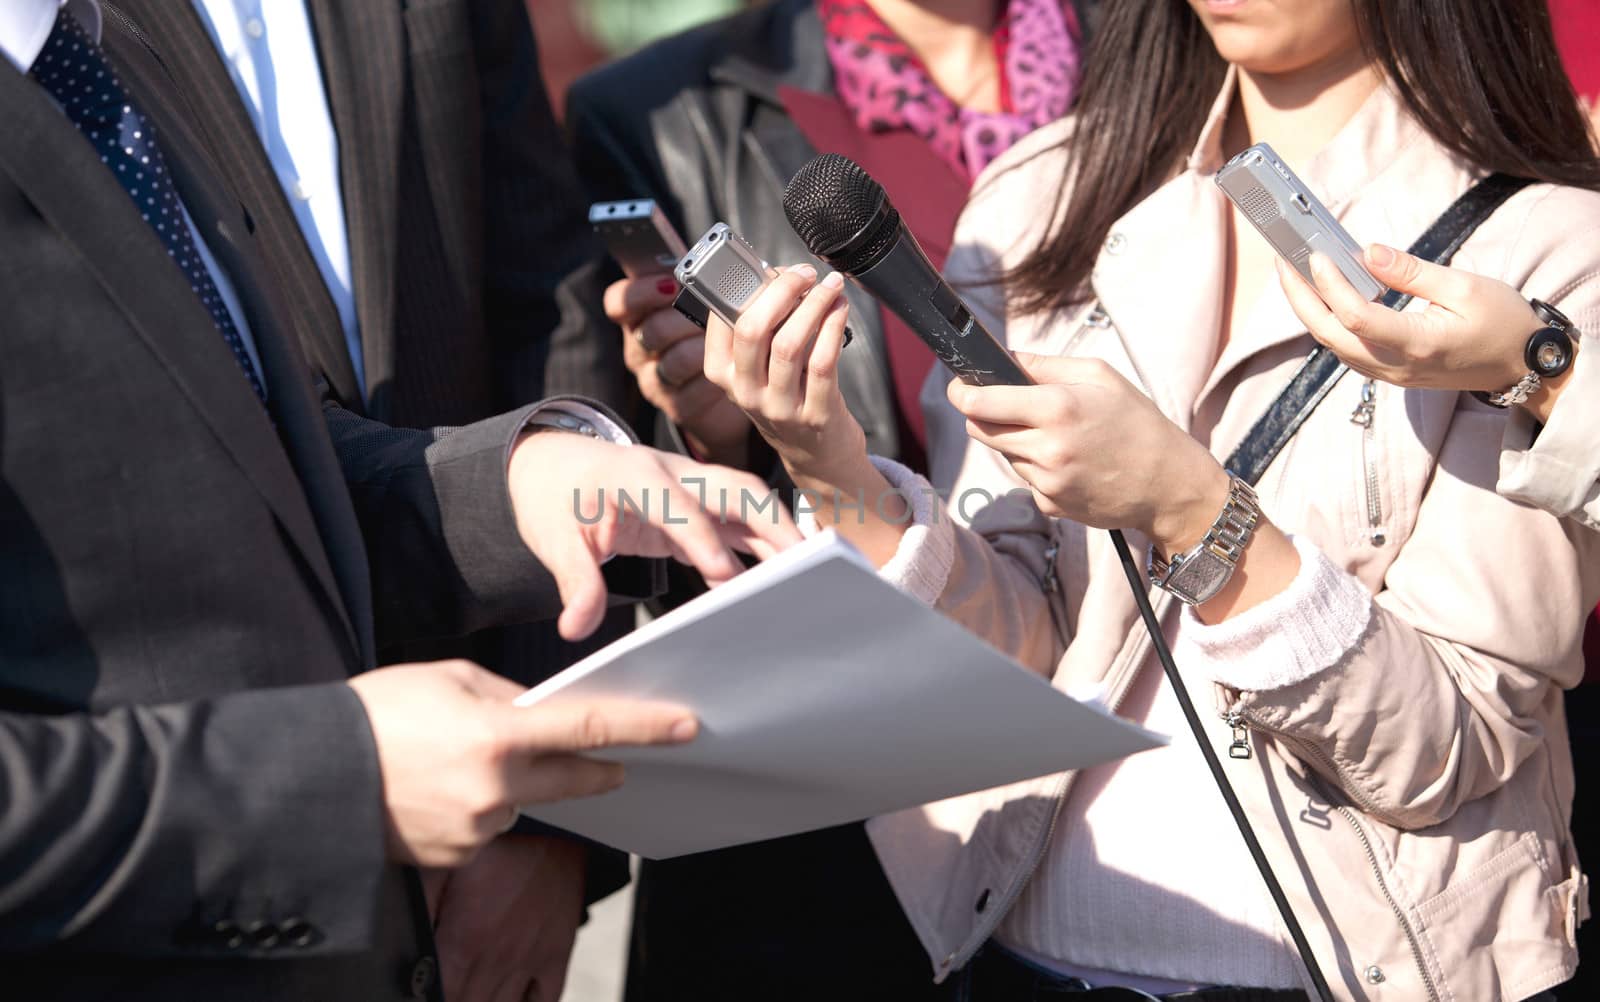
[1175,534,1373,692]
[522,400,634,447]
[515,399,635,566]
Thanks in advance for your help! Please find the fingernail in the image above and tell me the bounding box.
[821,271,844,289]
[788,263,817,280]
[657,277,678,296]
[1366,244,1396,269]
[671,718,698,742]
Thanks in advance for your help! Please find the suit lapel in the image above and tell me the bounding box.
[305,0,405,420]
[106,0,363,407]
[14,17,370,663]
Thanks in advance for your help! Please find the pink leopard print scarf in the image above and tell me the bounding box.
[818,0,1081,183]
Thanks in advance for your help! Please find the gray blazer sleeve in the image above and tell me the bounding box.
[322,396,664,648]
[0,684,386,957]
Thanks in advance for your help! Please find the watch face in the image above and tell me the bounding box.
[1526,327,1574,378]
[1169,549,1234,606]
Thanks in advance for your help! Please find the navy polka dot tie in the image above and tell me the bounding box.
[31,9,268,406]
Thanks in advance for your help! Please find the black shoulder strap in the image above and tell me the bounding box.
[1225,173,1533,487]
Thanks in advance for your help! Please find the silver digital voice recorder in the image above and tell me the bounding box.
[589,199,688,278]
[1215,142,1387,303]
[673,222,852,345]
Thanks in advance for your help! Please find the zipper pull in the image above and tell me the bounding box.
[1349,379,1376,428]
[1225,709,1252,760]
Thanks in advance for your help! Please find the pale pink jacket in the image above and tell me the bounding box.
[860,73,1600,1000]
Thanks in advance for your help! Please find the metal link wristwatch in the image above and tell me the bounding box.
[1148,475,1263,606]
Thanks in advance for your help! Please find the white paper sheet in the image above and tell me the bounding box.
[515,531,1164,859]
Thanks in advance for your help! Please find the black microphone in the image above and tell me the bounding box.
[783,153,1033,387]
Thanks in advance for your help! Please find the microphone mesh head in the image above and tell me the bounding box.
[783,154,886,257]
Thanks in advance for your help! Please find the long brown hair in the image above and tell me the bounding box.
[1003,0,1600,316]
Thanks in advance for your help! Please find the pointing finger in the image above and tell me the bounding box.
[544,526,608,642]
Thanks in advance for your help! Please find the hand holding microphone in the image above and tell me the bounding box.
[783,154,1032,387]
[708,151,1033,490]
[700,263,866,493]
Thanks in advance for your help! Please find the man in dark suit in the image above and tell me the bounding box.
[98,2,636,994]
[0,3,794,999]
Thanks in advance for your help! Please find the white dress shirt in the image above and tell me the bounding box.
[3,0,267,393]
[192,0,363,396]
[0,0,92,72]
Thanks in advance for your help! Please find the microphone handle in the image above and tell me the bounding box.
[851,230,1033,387]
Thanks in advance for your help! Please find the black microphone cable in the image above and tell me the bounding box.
[1107,527,1336,1002]
[783,153,1338,1002]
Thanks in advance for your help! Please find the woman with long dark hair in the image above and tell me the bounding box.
[701,0,1600,997]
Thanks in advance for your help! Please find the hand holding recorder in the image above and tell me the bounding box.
[701,263,867,492]
[1276,244,1579,423]
[603,274,754,466]
[591,200,752,465]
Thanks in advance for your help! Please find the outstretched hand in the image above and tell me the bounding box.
[508,433,800,640]
[349,660,698,868]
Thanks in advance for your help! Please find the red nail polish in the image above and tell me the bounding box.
[657,278,678,296]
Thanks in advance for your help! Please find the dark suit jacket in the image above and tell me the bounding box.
[0,10,644,999]
[111,0,624,426]
[101,7,637,899]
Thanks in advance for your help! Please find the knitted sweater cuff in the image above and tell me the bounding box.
[1174,535,1372,692]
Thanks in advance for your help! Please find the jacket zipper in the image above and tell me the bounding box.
[1349,380,1387,546]
[1224,707,1252,760]
[1228,698,1443,1002]
[1334,803,1441,1002]
[1060,303,1112,358]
